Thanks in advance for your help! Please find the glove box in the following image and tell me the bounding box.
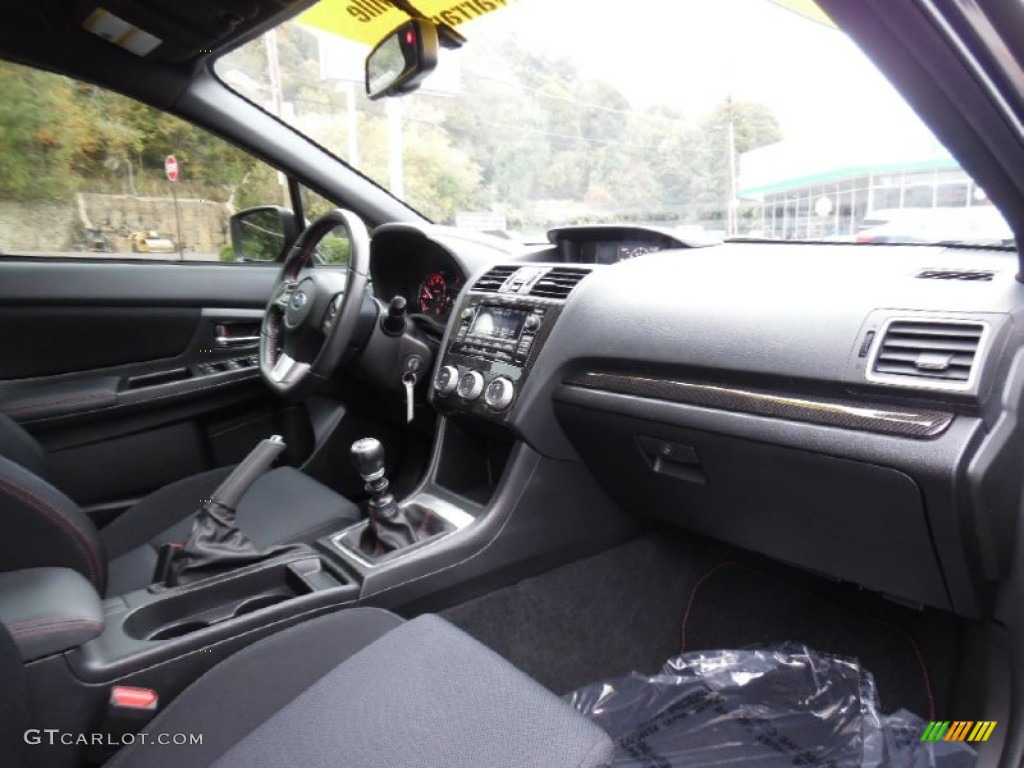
[555,400,951,611]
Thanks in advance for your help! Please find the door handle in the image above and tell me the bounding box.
[215,322,261,348]
[637,435,707,485]
[215,335,260,348]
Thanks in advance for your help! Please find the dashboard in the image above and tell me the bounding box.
[368,221,1024,622]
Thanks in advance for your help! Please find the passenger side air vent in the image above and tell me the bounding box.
[916,268,994,282]
[870,319,985,387]
[472,265,518,293]
[528,267,591,299]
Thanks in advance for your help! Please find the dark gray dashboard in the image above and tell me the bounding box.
[421,234,1024,620]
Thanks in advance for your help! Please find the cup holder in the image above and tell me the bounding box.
[232,593,292,617]
[147,621,211,641]
[123,559,326,642]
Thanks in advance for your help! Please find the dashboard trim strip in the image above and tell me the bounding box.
[563,372,955,439]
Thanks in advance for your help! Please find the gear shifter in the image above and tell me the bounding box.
[350,437,428,556]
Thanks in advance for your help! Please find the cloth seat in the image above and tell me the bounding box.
[0,608,614,768]
[0,414,360,597]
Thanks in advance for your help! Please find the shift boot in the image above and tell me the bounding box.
[161,436,302,587]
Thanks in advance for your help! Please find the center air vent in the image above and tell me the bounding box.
[472,265,518,293]
[527,268,590,299]
[870,319,986,388]
[916,268,994,282]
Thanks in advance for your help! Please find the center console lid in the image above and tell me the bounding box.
[0,567,104,662]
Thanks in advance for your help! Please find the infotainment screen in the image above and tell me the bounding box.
[471,306,527,339]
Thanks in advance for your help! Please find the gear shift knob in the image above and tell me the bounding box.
[351,437,386,482]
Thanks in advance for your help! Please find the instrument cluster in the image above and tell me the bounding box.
[414,270,464,320]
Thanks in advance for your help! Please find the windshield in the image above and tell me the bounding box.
[218,0,1012,246]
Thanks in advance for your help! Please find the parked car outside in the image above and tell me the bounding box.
[129,231,175,253]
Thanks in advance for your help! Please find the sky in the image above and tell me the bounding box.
[286,0,956,195]
[301,0,941,149]
[452,0,935,144]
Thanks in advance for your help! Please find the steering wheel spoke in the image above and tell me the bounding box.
[268,351,311,385]
[272,281,297,311]
[321,292,344,334]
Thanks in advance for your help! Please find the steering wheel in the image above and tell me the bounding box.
[260,208,370,399]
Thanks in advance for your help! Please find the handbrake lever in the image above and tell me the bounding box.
[210,435,286,510]
[155,435,297,589]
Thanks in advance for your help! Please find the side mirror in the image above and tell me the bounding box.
[365,18,439,100]
[228,206,300,262]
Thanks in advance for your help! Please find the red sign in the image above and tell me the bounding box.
[165,154,179,182]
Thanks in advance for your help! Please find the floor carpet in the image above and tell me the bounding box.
[441,529,961,718]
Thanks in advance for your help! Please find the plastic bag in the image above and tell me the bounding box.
[567,644,976,767]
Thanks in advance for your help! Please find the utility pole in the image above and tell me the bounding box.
[171,183,184,261]
[265,28,284,118]
[726,96,739,238]
[264,28,290,207]
[346,81,360,167]
[387,98,404,198]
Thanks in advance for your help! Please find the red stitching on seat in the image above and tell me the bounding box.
[0,476,102,588]
[10,621,103,639]
[9,615,102,628]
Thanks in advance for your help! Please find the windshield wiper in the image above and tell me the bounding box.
[934,238,1016,250]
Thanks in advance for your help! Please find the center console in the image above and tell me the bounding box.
[58,428,501,691]
[431,265,590,422]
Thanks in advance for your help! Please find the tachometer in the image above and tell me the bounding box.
[417,272,456,318]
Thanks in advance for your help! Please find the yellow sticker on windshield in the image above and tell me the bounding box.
[767,0,835,27]
[298,0,515,46]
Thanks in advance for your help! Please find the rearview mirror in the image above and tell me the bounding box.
[365,19,439,100]
[228,206,300,262]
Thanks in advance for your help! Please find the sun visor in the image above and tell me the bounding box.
[74,0,308,61]
[297,0,514,46]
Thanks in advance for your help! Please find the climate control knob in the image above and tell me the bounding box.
[433,365,459,396]
[484,377,515,411]
[456,370,485,401]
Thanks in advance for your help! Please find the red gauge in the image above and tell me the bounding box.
[417,272,451,317]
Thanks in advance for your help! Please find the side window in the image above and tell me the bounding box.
[0,59,288,262]
[301,186,351,267]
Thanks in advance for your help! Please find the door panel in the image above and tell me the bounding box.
[0,259,284,514]
[0,260,278,306]
[0,307,199,379]
[49,421,208,506]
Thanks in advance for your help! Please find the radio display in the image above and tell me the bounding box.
[470,306,527,340]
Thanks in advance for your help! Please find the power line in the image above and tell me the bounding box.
[460,68,691,125]
[402,114,655,149]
